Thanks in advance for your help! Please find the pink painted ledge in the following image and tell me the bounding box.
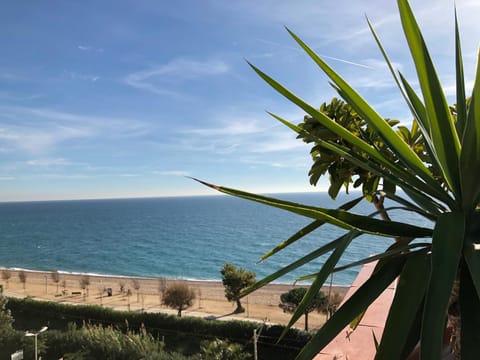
[314,261,397,360]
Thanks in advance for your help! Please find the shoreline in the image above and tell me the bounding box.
[1,266,351,287]
[1,267,348,330]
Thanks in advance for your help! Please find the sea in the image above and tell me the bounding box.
[0,192,432,286]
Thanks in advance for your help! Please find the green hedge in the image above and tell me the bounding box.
[7,297,311,359]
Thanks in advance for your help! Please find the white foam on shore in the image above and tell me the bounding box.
[0,266,348,288]
[0,266,227,283]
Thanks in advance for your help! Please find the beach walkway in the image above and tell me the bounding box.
[0,269,348,331]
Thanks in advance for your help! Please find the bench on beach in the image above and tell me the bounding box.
[71,291,82,296]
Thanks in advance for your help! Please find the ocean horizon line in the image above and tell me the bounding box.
[0,193,374,287]
[0,188,364,204]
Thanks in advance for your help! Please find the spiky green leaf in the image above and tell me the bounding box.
[460,264,480,360]
[460,51,480,210]
[296,255,406,360]
[260,196,363,262]
[249,63,449,205]
[281,231,355,339]
[241,231,362,298]
[463,211,480,298]
[454,9,467,137]
[398,0,461,197]
[192,178,433,238]
[421,211,465,359]
[375,250,430,359]
[270,111,452,211]
[285,28,436,191]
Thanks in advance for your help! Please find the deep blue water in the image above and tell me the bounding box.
[0,192,431,286]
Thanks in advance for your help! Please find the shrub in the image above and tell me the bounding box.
[163,283,195,317]
[7,297,309,359]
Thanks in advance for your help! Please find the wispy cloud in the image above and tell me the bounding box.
[26,158,72,167]
[0,91,44,102]
[119,173,141,177]
[0,125,91,153]
[240,155,309,169]
[124,57,229,96]
[318,55,373,69]
[154,170,190,177]
[254,37,373,69]
[249,133,307,153]
[0,105,150,153]
[77,45,104,53]
[179,108,309,167]
[183,119,264,136]
[443,79,475,97]
[0,69,25,81]
[63,70,100,82]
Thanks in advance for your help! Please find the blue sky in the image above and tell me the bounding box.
[1,0,479,201]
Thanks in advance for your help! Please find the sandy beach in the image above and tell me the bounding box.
[0,269,348,330]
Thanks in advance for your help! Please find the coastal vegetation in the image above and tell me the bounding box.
[3,295,310,359]
[279,288,327,331]
[158,277,167,305]
[79,275,90,299]
[1,270,11,289]
[51,270,61,294]
[132,278,142,302]
[162,282,196,317]
[220,263,256,314]
[18,271,26,290]
[199,338,249,360]
[196,0,480,358]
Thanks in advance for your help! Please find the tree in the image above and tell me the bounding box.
[51,270,61,294]
[324,292,342,320]
[279,287,326,331]
[0,295,13,330]
[18,270,27,290]
[158,277,167,305]
[162,282,195,317]
[196,1,480,358]
[1,270,11,289]
[220,263,256,313]
[132,279,141,302]
[0,294,21,356]
[79,275,90,298]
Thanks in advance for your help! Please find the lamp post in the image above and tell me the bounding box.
[25,326,48,360]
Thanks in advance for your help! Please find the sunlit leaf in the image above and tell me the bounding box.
[398,0,461,197]
[270,112,451,210]
[460,51,480,210]
[248,63,448,202]
[192,178,433,238]
[285,28,436,191]
[454,8,467,137]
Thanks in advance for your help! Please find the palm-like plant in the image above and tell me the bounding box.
[195,0,480,359]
